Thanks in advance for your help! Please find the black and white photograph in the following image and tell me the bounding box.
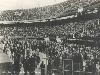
[0,0,100,75]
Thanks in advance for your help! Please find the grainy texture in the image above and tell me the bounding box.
[0,0,100,75]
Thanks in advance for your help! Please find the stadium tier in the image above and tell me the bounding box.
[0,0,99,21]
[1,1,100,75]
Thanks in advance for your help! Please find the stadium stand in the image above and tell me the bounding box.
[0,0,99,21]
[0,0,100,75]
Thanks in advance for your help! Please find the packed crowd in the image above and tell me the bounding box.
[2,38,42,75]
[2,36,100,75]
[0,18,99,39]
[0,0,98,21]
[0,18,100,75]
[0,0,99,75]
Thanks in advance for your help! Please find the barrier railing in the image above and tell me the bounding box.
[62,59,99,75]
[63,59,73,75]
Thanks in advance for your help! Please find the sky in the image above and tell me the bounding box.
[0,0,67,10]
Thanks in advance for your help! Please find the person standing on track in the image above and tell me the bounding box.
[29,54,36,75]
[40,61,45,75]
[23,55,30,75]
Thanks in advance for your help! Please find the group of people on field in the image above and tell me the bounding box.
[12,51,41,75]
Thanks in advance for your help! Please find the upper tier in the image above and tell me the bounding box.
[0,0,99,21]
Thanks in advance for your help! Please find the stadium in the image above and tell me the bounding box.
[0,0,100,75]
